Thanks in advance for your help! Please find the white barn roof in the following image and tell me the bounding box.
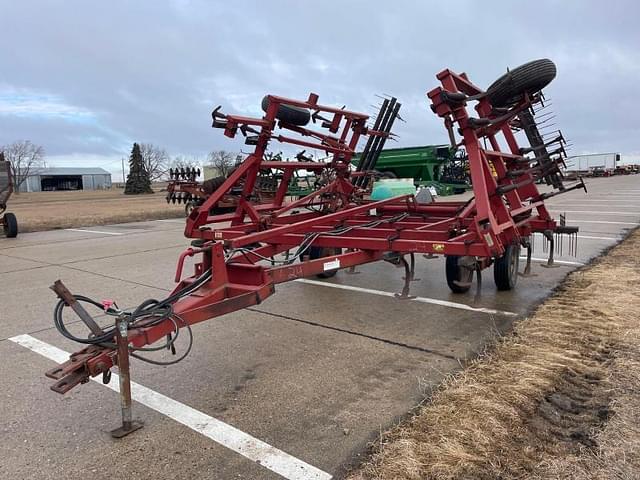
[31,167,111,176]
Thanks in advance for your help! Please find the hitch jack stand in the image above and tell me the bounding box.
[110,315,143,439]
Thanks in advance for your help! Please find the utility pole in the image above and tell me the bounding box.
[121,157,126,187]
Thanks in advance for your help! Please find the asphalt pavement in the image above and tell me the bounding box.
[1,175,638,479]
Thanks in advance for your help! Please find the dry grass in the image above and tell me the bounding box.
[7,189,184,232]
[349,229,640,480]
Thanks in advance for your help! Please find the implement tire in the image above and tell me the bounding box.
[202,175,226,195]
[3,212,18,238]
[301,246,342,279]
[494,244,520,291]
[445,255,473,294]
[261,96,310,126]
[486,59,557,108]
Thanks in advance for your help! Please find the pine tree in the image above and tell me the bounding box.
[124,143,153,194]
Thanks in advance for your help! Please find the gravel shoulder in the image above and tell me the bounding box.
[349,228,640,480]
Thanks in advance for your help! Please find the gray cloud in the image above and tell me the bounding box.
[1,0,639,176]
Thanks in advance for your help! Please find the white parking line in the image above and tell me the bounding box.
[295,279,517,316]
[156,219,186,223]
[548,203,640,208]
[550,210,639,216]
[569,220,638,225]
[522,257,585,266]
[577,235,619,241]
[532,232,618,241]
[545,198,640,207]
[66,228,124,236]
[9,334,331,480]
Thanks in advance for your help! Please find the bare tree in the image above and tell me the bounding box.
[139,143,170,181]
[207,150,236,177]
[0,140,45,193]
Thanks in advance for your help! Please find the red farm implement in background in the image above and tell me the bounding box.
[0,154,19,238]
[47,59,585,436]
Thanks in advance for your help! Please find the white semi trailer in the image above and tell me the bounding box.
[565,152,620,173]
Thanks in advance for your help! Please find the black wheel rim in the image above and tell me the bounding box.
[459,265,473,283]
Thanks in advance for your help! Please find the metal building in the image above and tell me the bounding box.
[18,167,112,192]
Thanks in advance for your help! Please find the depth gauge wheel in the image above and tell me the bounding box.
[2,212,18,238]
[494,244,520,291]
[185,201,197,217]
[486,59,557,108]
[261,96,310,126]
[445,255,473,294]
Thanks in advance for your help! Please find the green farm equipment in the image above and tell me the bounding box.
[352,144,471,196]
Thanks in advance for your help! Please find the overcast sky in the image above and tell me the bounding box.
[1,1,638,180]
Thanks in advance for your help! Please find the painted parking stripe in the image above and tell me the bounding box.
[550,210,640,216]
[585,194,640,197]
[66,228,124,236]
[547,203,640,207]
[577,235,619,241]
[569,220,638,226]
[532,232,618,241]
[295,279,517,316]
[9,334,331,480]
[521,257,585,266]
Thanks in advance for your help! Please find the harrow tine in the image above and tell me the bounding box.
[541,129,561,139]
[538,124,557,132]
[533,102,553,114]
[534,110,555,119]
[536,115,556,126]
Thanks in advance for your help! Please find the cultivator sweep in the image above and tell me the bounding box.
[46,59,585,436]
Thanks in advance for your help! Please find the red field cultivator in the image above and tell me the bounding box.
[47,59,585,436]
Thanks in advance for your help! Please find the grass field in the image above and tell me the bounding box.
[6,188,185,232]
[350,228,640,480]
